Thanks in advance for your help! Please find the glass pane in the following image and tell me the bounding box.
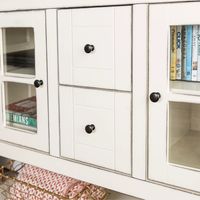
[5,82,37,132]
[169,102,200,170]
[170,25,200,94]
[2,28,35,76]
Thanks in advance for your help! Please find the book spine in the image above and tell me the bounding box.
[182,26,187,80]
[186,25,193,81]
[176,26,182,80]
[192,25,198,81]
[197,26,200,81]
[6,112,37,128]
[170,26,177,80]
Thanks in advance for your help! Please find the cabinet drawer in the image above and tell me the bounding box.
[58,6,132,91]
[59,86,131,174]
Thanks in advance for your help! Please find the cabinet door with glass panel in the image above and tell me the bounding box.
[0,11,49,152]
[149,3,200,192]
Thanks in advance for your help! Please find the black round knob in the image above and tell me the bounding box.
[150,92,161,103]
[34,80,43,88]
[85,124,95,134]
[84,44,95,53]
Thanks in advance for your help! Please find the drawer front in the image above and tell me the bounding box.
[59,86,131,174]
[58,6,132,91]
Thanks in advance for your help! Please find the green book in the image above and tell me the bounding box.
[6,96,37,130]
[6,112,37,128]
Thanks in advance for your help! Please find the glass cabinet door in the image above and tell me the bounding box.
[3,28,35,76]
[0,11,49,152]
[149,3,200,192]
[169,101,200,170]
[5,82,37,132]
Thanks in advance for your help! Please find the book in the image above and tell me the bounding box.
[192,25,198,81]
[170,26,177,80]
[197,26,200,81]
[6,49,35,68]
[6,96,37,130]
[186,25,193,81]
[176,26,182,80]
[6,112,36,129]
[181,26,187,80]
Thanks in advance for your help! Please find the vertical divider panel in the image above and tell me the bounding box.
[46,9,60,156]
[132,4,148,180]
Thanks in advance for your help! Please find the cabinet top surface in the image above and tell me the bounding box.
[0,0,199,11]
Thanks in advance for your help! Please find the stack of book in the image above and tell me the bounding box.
[170,25,200,82]
[6,96,37,131]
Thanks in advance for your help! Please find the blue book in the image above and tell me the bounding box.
[181,26,187,80]
[186,25,193,81]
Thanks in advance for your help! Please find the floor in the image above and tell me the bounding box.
[108,190,141,200]
[0,177,142,200]
[0,157,142,200]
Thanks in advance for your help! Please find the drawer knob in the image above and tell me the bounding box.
[150,92,161,103]
[84,44,95,53]
[34,80,43,88]
[85,124,95,134]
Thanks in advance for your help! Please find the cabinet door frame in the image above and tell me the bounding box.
[0,11,49,152]
[149,2,200,192]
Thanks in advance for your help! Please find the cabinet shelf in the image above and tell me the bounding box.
[5,65,35,78]
[170,81,200,96]
[169,130,200,170]
[6,122,37,133]
[169,101,200,171]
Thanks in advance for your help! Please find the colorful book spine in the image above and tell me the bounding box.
[176,26,182,80]
[192,25,198,81]
[170,26,177,80]
[197,26,200,81]
[181,26,187,80]
[6,112,37,128]
[186,25,193,81]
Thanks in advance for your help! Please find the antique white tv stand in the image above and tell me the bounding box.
[0,0,199,199]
